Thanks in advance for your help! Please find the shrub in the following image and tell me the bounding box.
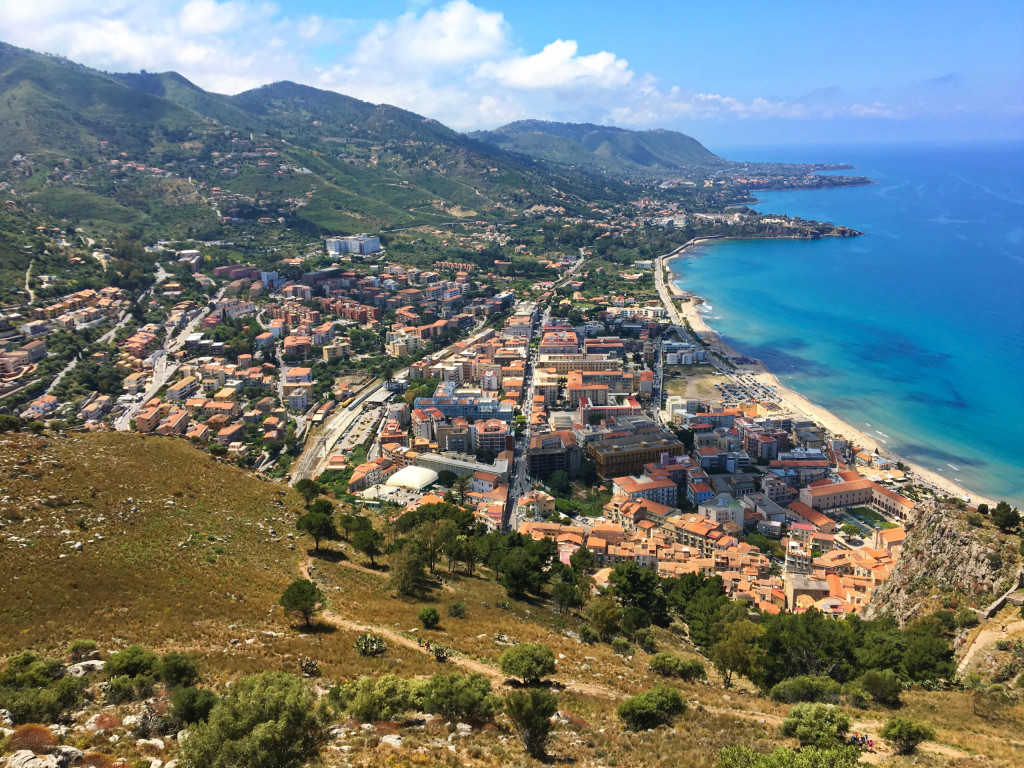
[648,653,705,681]
[504,688,558,758]
[158,652,200,688]
[716,745,863,768]
[498,644,556,685]
[178,671,327,768]
[857,669,903,708]
[332,675,411,723]
[967,512,984,527]
[841,681,869,709]
[0,675,84,724]
[423,672,498,723]
[634,627,659,654]
[9,723,58,753]
[578,625,598,644]
[610,638,633,656]
[880,717,936,755]
[432,645,450,663]
[617,684,686,730]
[67,639,98,662]
[80,754,117,768]
[418,606,441,629]
[447,602,467,619]
[105,646,158,680]
[105,675,137,704]
[769,675,842,704]
[170,686,218,725]
[355,632,387,657]
[779,703,851,749]
[954,608,980,629]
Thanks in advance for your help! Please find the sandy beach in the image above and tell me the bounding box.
[657,242,997,509]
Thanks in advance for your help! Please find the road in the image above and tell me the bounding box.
[114,283,227,430]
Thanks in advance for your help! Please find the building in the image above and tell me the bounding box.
[326,234,382,256]
[611,475,678,507]
[698,493,745,527]
[588,432,686,478]
[527,432,582,479]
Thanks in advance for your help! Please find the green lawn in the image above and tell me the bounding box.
[851,506,898,529]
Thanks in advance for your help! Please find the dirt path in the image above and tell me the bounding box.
[957,619,1024,674]
[24,261,35,304]
[297,556,973,760]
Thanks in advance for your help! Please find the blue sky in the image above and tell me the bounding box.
[1,0,1020,146]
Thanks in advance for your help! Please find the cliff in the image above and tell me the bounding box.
[867,503,1022,624]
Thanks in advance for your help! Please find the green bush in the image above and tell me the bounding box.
[648,653,705,681]
[423,672,498,723]
[105,675,137,704]
[779,703,851,749]
[880,717,936,755]
[447,602,467,619]
[158,652,201,688]
[857,669,903,708]
[610,637,633,656]
[332,675,412,722]
[0,674,84,724]
[634,627,659,654]
[841,681,869,709]
[617,684,686,730]
[418,606,441,629]
[716,745,863,768]
[504,688,558,758]
[105,646,158,680]
[498,644,556,685]
[171,686,218,724]
[578,625,598,644]
[769,675,842,704]
[67,639,98,662]
[954,608,980,629]
[178,671,327,768]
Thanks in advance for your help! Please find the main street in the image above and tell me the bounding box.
[114,283,227,430]
[502,255,585,531]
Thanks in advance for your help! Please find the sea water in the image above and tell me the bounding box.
[668,141,1024,506]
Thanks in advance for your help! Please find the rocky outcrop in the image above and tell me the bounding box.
[867,504,1021,624]
[3,747,82,768]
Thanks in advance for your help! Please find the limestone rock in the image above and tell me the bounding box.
[65,660,105,677]
[380,734,403,748]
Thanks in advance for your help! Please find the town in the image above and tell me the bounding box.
[0,222,931,619]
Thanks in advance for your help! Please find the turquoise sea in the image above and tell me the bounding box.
[668,141,1024,506]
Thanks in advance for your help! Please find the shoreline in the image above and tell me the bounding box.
[656,241,998,509]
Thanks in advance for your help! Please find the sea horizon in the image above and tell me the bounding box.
[669,139,1024,507]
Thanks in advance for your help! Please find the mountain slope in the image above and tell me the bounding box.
[0,41,635,237]
[471,119,725,177]
[0,43,204,162]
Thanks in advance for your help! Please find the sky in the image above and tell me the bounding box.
[1,0,1021,147]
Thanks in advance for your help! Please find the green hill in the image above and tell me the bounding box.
[471,119,725,177]
[0,42,632,239]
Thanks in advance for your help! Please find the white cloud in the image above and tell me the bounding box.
[179,0,249,36]
[0,0,903,131]
[479,40,632,90]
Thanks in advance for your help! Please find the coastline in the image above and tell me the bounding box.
[656,240,998,509]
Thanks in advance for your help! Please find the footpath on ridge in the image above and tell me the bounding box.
[295,555,972,762]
